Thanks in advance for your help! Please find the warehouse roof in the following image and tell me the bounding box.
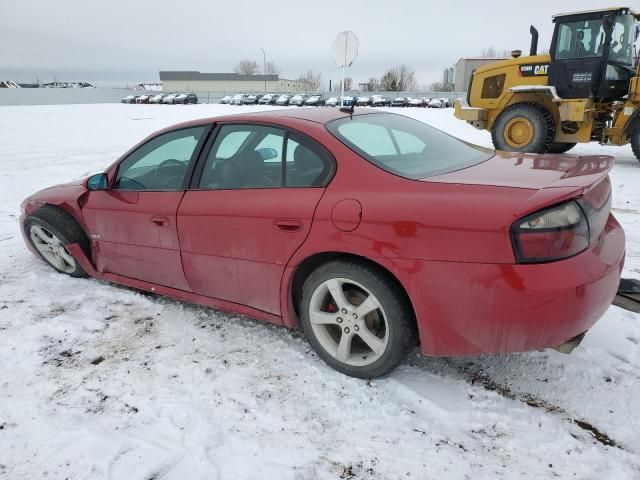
[159,71,280,81]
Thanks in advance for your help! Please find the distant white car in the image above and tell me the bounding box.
[428,98,445,108]
[149,94,165,104]
[162,93,179,104]
[325,97,340,107]
[408,97,426,107]
[121,95,136,104]
[220,95,232,104]
[230,94,248,105]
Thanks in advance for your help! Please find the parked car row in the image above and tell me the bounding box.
[220,93,452,108]
[121,92,198,105]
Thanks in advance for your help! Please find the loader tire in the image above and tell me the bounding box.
[492,102,556,154]
[547,142,577,154]
[631,121,640,162]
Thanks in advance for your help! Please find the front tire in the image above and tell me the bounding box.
[24,205,89,278]
[492,102,556,153]
[300,260,417,378]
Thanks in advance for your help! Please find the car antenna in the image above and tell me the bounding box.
[339,99,356,115]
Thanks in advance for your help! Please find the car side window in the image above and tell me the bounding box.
[285,136,332,187]
[114,127,206,190]
[199,124,284,189]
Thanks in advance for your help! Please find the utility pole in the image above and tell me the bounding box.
[260,48,266,92]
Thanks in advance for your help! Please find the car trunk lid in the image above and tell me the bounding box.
[429,151,614,190]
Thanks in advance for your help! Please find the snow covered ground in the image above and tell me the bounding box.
[1,104,639,479]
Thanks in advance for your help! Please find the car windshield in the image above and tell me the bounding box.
[326,113,494,179]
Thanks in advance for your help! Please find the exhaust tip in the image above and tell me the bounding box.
[553,332,586,354]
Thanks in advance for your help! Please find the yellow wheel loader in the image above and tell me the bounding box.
[454,7,640,160]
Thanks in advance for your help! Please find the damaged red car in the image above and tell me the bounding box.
[20,109,625,378]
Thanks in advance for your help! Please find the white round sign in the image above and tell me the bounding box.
[332,31,359,68]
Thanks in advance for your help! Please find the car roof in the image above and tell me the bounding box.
[160,107,380,132]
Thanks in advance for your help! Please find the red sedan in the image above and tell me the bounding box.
[20,108,625,378]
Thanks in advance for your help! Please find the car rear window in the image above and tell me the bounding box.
[326,113,493,179]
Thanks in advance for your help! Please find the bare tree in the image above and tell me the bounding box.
[297,69,323,91]
[344,77,352,91]
[481,46,497,57]
[379,65,416,91]
[234,60,259,75]
[361,77,380,91]
[265,61,281,76]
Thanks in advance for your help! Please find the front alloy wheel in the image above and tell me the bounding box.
[30,225,77,274]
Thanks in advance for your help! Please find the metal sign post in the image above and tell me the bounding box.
[332,31,359,106]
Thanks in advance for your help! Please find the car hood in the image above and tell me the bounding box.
[430,151,614,190]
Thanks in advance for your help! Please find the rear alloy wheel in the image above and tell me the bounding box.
[547,142,577,154]
[300,261,416,378]
[492,102,555,153]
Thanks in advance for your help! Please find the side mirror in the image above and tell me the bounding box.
[87,173,108,191]
[256,147,278,161]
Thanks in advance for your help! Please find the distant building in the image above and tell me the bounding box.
[159,71,309,93]
[442,67,455,91]
[454,57,508,92]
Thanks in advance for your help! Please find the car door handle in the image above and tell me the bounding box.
[151,216,170,227]
[273,219,303,233]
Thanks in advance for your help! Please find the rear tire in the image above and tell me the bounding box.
[547,142,577,154]
[24,205,89,278]
[492,102,556,153]
[631,121,640,162]
[299,260,417,378]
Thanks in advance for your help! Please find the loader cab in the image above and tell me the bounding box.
[548,7,638,101]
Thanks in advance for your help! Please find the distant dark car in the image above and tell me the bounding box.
[258,94,279,105]
[391,97,408,107]
[174,93,198,105]
[275,94,291,106]
[290,94,309,106]
[220,95,232,104]
[340,96,355,107]
[305,95,325,106]
[371,95,391,107]
[244,94,262,105]
[121,95,138,104]
[356,97,371,106]
[325,97,340,107]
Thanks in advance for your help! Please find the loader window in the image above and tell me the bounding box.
[555,19,605,60]
[481,74,506,99]
[609,14,635,65]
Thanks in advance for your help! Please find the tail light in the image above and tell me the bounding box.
[512,201,589,263]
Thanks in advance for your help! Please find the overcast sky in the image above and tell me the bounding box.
[0,0,626,87]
